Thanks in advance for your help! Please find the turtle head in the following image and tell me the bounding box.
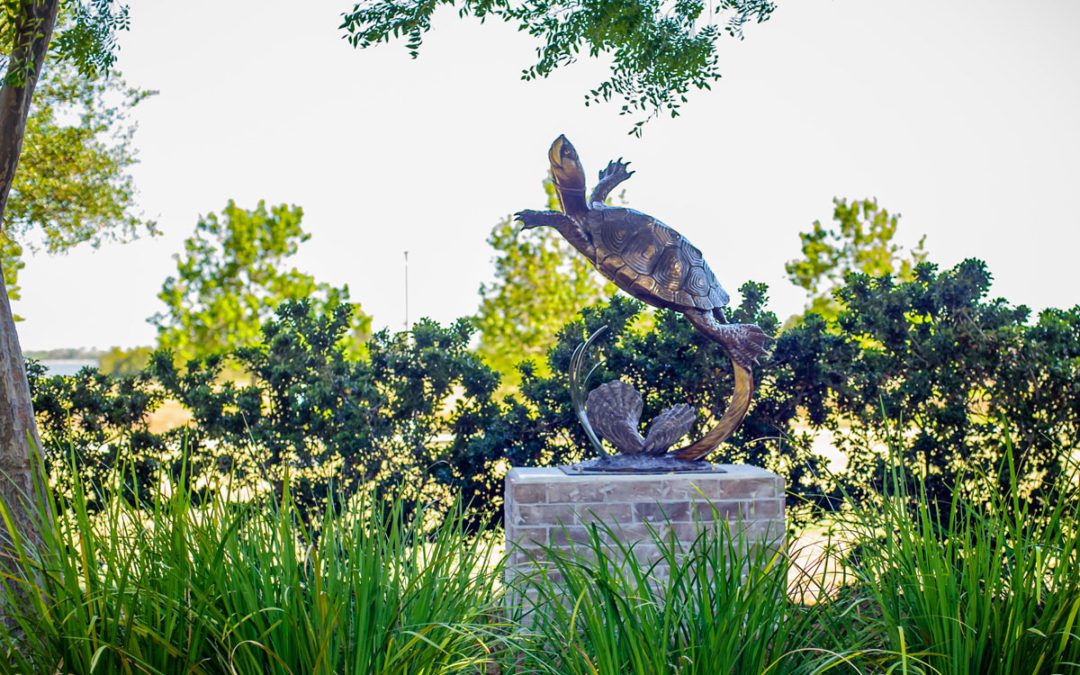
[548,135,589,216]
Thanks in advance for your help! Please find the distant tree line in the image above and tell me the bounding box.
[23,347,103,361]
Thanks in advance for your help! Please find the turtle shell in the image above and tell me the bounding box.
[584,207,729,312]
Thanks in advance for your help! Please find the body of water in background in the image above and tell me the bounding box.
[38,360,99,376]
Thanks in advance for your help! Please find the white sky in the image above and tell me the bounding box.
[14,0,1080,350]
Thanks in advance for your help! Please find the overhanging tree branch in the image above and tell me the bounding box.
[340,0,775,135]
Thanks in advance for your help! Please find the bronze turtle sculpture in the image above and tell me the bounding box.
[516,135,770,462]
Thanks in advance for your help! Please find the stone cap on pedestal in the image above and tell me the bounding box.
[504,464,786,566]
[506,464,782,503]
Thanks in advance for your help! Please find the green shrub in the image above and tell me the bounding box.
[29,300,506,526]
[148,299,503,523]
[830,259,1080,512]
[27,258,1080,525]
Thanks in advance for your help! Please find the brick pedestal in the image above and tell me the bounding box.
[504,465,785,582]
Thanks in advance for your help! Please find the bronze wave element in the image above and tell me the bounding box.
[516,135,770,465]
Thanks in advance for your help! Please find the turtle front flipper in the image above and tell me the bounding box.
[590,158,634,205]
[515,209,571,230]
[514,209,597,261]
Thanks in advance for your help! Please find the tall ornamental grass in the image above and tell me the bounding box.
[844,449,1080,674]
[0,470,508,674]
[1,440,1078,674]
[507,515,848,674]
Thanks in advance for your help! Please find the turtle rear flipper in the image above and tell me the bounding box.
[687,310,771,367]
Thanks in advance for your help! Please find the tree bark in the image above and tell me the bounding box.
[0,0,60,615]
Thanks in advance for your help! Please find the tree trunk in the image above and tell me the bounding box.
[0,0,60,619]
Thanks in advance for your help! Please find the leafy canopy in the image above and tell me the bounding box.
[786,197,926,320]
[2,59,155,305]
[0,0,129,85]
[151,200,371,363]
[340,0,775,134]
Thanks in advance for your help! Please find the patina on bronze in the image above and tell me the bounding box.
[516,135,770,469]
